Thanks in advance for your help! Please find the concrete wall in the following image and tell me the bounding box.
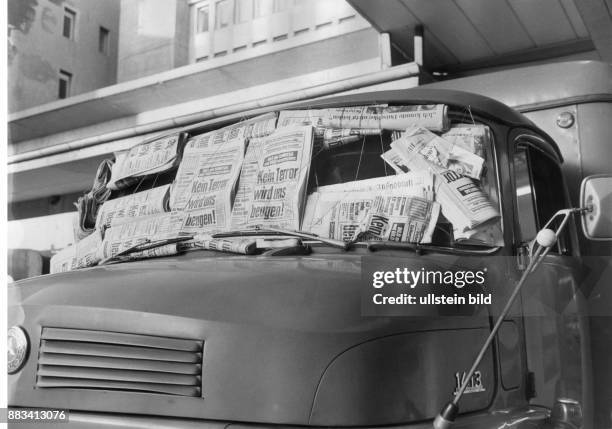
[8,0,120,113]
[117,0,372,82]
[117,0,190,82]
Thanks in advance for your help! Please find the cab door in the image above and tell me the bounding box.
[510,133,590,421]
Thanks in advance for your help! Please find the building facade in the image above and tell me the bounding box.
[8,0,400,261]
[8,0,120,113]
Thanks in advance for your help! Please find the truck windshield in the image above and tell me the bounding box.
[51,103,504,274]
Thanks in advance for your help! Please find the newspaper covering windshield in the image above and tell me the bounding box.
[107,132,188,190]
[99,212,185,259]
[441,124,489,158]
[302,172,437,243]
[96,184,171,230]
[360,195,440,243]
[321,105,449,132]
[230,126,314,230]
[74,158,114,240]
[170,133,246,234]
[389,130,499,233]
[50,230,103,273]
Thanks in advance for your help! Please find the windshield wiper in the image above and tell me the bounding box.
[212,226,354,250]
[99,235,194,265]
[365,240,501,255]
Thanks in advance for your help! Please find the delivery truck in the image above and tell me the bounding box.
[7,61,612,429]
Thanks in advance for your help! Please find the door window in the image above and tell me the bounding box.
[513,139,572,254]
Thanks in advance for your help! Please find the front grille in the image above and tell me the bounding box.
[36,328,203,397]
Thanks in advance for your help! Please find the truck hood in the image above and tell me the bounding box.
[9,251,500,426]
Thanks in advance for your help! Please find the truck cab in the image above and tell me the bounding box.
[7,82,611,428]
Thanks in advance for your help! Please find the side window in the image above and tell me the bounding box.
[513,147,538,243]
[513,141,571,254]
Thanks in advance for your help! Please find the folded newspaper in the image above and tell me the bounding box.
[360,195,440,243]
[388,132,499,233]
[278,105,449,133]
[107,132,188,191]
[230,126,314,230]
[74,158,114,241]
[170,130,246,234]
[50,230,103,273]
[321,105,449,132]
[96,184,171,230]
[99,212,186,260]
[302,172,437,243]
[441,124,490,159]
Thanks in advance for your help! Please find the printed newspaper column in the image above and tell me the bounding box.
[321,105,449,132]
[360,195,440,243]
[50,230,104,273]
[171,134,246,234]
[107,132,188,191]
[95,184,171,230]
[230,126,314,230]
[100,212,185,259]
[389,132,499,232]
[302,172,436,242]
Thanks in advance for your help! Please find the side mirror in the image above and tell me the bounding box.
[580,174,612,241]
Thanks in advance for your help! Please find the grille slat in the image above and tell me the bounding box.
[38,353,201,374]
[37,328,203,397]
[40,340,201,363]
[38,365,200,385]
[42,328,201,352]
[37,377,201,397]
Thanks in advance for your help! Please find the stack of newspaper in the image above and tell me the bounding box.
[302,172,439,243]
[50,230,103,274]
[169,113,278,234]
[384,126,499,234]
[107,132,188,191]
[73,158,114,241]
[230,125,314,230]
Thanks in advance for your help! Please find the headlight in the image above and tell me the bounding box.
[8,326,29,374]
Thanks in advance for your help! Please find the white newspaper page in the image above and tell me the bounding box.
[108,133,186,190]
[174,137,246,234]
[442,124,490,158]
[100,212,185,259]
[231,126,314,230]
[361,195,440,243]
[302,172,435,241]
[230,137,265,229]
[50,230,103,273]
[277,109,328,128]
[96,184,171,230]
[201,112,278,144]
[303,190,373,241]
[401,127,485,179]
[321,105,449,131]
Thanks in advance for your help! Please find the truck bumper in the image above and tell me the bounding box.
[7,407,550,429]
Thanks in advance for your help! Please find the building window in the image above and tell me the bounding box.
[98,27,110,54]
[215,0,230,29]
[62,7,76,39]
[196,4,210,33]
[58,70,72,99]
[253,0,272,18]
[234,0,251,24]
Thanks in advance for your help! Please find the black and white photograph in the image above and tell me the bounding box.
[4,0,612,428]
